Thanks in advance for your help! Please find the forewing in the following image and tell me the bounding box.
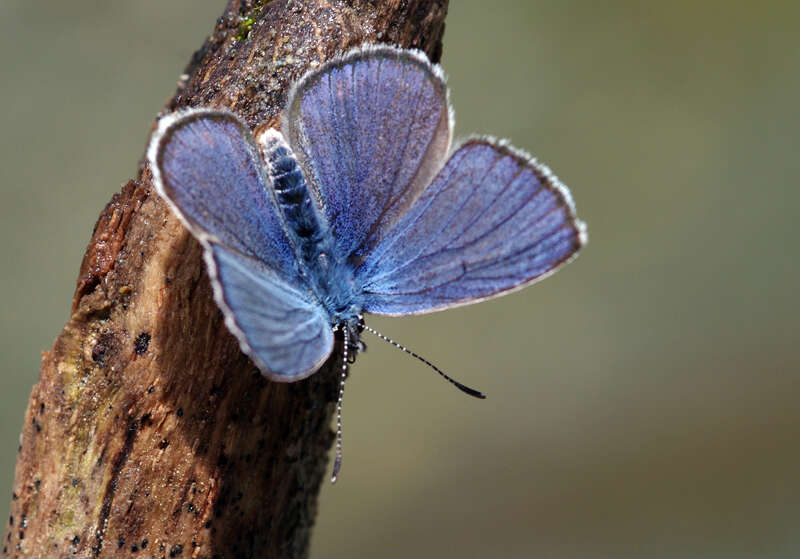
[358,138,587,315]
[284,45,452,262]
[149,108,298,283]
[205,241,334,380]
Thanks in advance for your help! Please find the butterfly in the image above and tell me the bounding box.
[148,45,586,481]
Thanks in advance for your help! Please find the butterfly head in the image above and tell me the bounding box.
[332,313,365,364]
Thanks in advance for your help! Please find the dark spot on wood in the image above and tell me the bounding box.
[34,478,40,489]
[176,408,184,417]
[159,439,169,450]
[134,332,150,355]
[141,539,148,549]
[93,417,138,556]
[20,515,27,529]
[117,537,125,548]
[72,535,79,545]
[92,332,115,365]
[39,403,45,414]
[169,543,184,556]
[187,503,195,513]
[214,485,230,518]
[8,516,12,526]
[18,531,24,540]
[72,478,80,487]
[147,385,155,393]
[130,543,139,552]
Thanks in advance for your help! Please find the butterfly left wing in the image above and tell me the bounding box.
[149,108,300,284]
[356,138,587,315]
[148,109,333,380]
[204,241,334,380]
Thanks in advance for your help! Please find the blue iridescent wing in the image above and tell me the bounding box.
[148,109,297,283]
[148,109,333,380]
[205,241,333,380]
[283,45,452,263]
[357,138,587,315]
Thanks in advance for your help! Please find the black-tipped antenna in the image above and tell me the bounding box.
[331,327,348,483]
[363,324,486,399]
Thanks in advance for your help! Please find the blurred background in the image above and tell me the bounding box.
[1,1,799,557]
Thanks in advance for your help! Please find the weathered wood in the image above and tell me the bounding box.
[3,1,448,557]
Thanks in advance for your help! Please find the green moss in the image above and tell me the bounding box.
[237,16,256,41]
[237,1,272,41]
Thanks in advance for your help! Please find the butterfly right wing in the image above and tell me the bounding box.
[356,138,586,315]
[148,109,333,380]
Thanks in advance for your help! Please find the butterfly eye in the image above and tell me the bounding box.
[347,254,365,268]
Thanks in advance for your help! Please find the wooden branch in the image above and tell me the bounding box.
[3,1,448,557]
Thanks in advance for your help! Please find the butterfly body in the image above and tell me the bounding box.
[260,129,364,339]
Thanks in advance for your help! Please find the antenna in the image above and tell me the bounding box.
[331,327,348,483]
[362,324,486,399]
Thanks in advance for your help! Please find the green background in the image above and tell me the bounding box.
[2,1,799,557]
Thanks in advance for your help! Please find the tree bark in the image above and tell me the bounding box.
[3,1,447,557]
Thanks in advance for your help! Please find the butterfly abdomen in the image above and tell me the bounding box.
[260,130,328,246]
[260,128,361,323]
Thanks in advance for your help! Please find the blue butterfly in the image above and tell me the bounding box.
[148,45,586,480]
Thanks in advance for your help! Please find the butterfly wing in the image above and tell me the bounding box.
[283,45,452,263]
[205,242,334,380]
[149,109,333,380]
[149,109,298,283]
[356,138,587,315]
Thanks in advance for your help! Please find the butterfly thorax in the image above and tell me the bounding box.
[261,130,363,329]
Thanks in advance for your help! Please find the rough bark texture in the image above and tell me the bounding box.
[4,1,447,558]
